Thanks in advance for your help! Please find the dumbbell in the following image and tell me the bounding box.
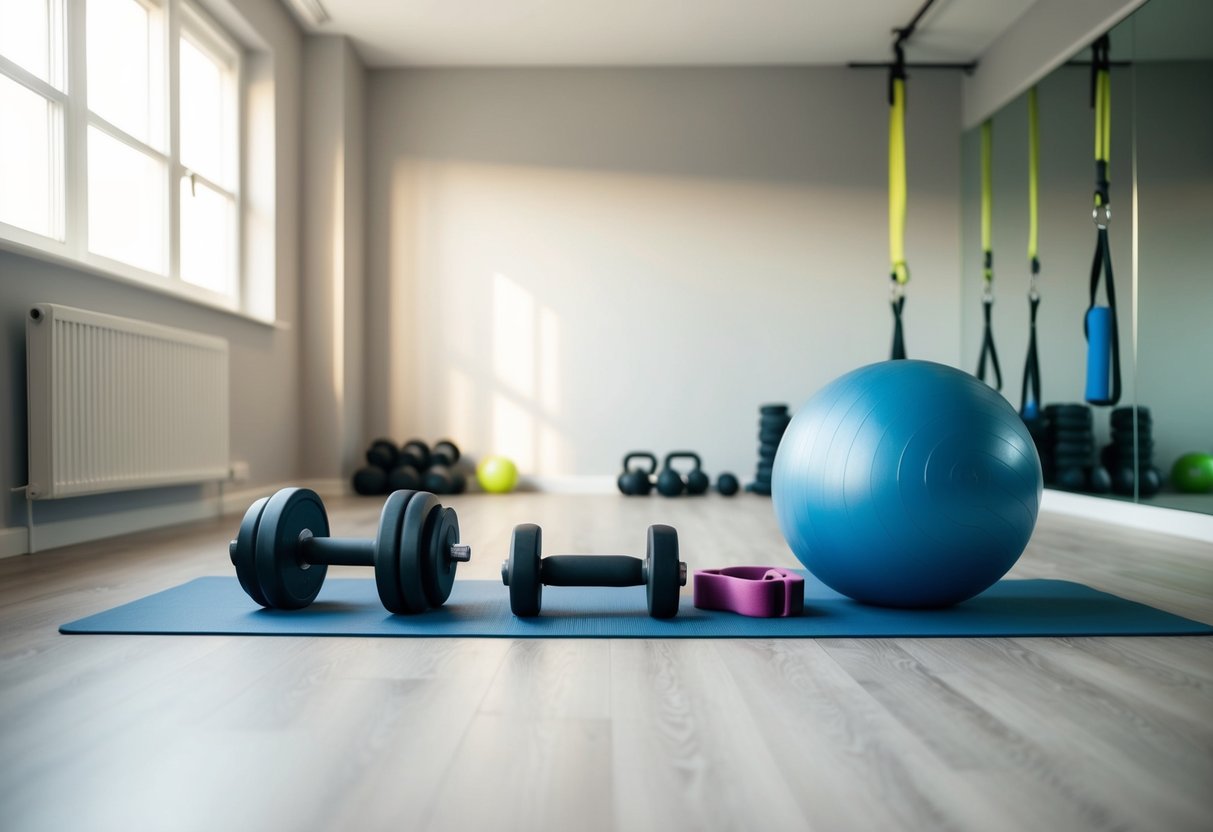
[365,438,398,470]
[656,451,709,497]
[230,487,470,613]
[500,523,686,618]
[424,465,468,495]
[431,440,461,468]
[399,439,431,470]
[617,451,657,496]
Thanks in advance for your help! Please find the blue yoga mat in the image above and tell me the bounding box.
[60,575,1212,638]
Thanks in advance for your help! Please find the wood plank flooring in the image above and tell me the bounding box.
[1,492,1210,832]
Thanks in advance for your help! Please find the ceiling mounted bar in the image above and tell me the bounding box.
[848,61,976,71]
[848,0,973,73]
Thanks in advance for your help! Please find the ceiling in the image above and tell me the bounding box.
[285,0,1041,67]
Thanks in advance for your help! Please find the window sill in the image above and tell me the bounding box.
[0,231,287,330]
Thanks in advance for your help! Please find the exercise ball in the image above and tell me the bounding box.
[1172,452,1213,494]
[476,456,519,494]
[772,360,1042,608]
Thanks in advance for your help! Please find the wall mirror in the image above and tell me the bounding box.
[960,0,1213,514]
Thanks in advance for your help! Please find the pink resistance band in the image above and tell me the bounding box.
[692,567,805,618]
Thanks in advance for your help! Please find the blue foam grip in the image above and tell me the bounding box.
[1085,306,1113,403]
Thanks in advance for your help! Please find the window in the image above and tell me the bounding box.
[0,0,245,312]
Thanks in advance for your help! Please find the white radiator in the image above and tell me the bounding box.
[26,304,230,500]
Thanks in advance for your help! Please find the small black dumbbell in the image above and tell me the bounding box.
[230,488,470,613]
[352,466,388,495]
[500,524,686,618]
[365,438,398,470]
[399,439,431,470]
[431,439,461,468]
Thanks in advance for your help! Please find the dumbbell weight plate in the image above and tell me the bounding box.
[398,491,443,614]
[254,488,329,610]
[645,525,681,619]
[373,490,413,614]
[231,496,271,607]
[506,523,543,617]
[422,506,460,607]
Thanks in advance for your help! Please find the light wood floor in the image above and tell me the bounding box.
[1,493,1211,832]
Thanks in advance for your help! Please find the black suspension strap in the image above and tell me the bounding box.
[1020,87,1043,417]
[975,119,1002,389]
[1083,36,1121,406]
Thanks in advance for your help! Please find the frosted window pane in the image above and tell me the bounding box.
[180,176,235,297]
[179,36,229,186]
[0,0,50,82]
[0,74,58,238]
[87,0,163,146]
[88,126,166,272]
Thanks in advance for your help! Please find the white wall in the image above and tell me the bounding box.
[0,0,303,535]
[365,67,964,480]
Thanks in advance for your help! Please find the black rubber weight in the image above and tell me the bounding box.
[423,506,460,607]
[373,490,413,613]
[746,482,772,495]
[398,492,441,614]
[254,488,329,610]
[1045,404,1091,416]
[759,404,789,415]
[645,525,681,619]
[508,524,543,617]
[758,430,786,445]
[232,497,271,607]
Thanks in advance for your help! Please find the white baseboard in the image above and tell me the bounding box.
[1041,489,1213,544]
[0,478,347,558]
[516,475,617,494]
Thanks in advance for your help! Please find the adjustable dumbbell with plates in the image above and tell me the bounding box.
[656,451,709,497]
[500,524,686,618]
[617,451,658,496]
[230,488,471,613]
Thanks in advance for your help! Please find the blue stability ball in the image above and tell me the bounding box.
[772,360,1042,608]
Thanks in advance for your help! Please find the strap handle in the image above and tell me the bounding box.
[1020,294,1041,416]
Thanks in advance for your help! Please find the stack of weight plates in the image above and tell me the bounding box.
[1102,406,1161,497]
[747,403,790,496]
[1044,403,1101,492]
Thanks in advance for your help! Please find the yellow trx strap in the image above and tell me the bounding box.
[889,78,908,288]
[975,119,1001,389]
[1027,87,1040,271]
[1021,86,1042,417]
[888,67,908,360]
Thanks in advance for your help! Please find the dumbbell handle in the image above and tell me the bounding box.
[541,555,644,587]
[296,533,472,567]
[300,534,375,566]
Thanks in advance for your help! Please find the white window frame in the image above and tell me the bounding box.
[0,0,250,318]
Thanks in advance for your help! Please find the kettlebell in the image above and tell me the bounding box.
[657,452,707,497]
[617,452,658,496]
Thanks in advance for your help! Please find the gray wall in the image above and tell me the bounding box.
[365,67,965,479]
[299,36,366,479]
[0,0,303,531]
